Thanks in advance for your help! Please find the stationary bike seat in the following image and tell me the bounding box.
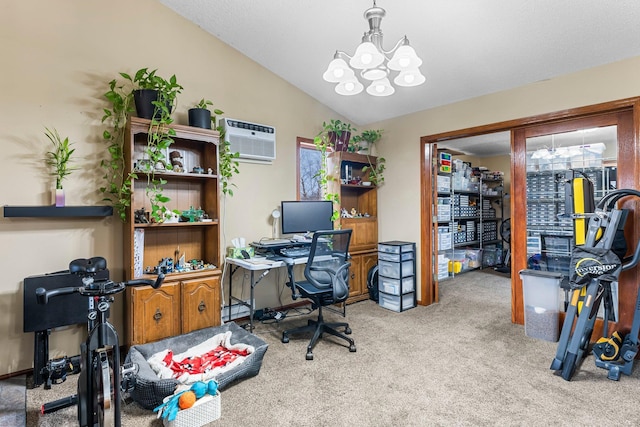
[69,257,107,274]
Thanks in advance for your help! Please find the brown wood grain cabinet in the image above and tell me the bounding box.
[124,117,223,346]
[328,152,379,303]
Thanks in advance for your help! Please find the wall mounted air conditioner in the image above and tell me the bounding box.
[221,118,276,163]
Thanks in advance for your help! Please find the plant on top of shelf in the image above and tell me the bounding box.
[100,68,183,222]
[189,98,225,130]
[44,127,78,191]
[317,119,357,152]
[350,128,383,153]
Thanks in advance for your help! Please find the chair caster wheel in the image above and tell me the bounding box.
[306,352,313,360]
[349,344,356,352]
[282,335,289,344]
[345,327,352,335]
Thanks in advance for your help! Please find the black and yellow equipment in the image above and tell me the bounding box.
[550,172,640,381]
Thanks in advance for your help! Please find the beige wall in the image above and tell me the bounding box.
[2,0,640,376]
[0,0,342,376]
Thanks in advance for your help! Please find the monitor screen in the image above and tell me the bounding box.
[280,200,334,235]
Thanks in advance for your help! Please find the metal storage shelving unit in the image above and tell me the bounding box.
[434,162,504,279]
[526,149,617,276]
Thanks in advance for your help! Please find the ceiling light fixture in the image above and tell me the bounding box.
[323,1,425,97]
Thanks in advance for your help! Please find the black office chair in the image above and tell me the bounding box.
[282,229,356,360]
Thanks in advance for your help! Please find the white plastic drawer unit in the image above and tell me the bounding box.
[378,260,414,278]
[379,292,415,312]
[378,276,415,296]
[378,251,414,262]
[378,243,414,254]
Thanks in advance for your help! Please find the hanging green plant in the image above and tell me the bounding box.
[100,68,183,222]
[313,132,340,221]
[216,124,240,197]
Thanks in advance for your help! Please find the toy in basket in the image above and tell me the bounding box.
[154,380,221,427]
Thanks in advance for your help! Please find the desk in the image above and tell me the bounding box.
[225,257,304,332]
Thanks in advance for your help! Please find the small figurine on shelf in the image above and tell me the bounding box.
[164,210,180,223]
[169,151,184,173]
[192,166,204,174]
[350,208,357,217]
[341,208,353,218]
[134,208,149,224]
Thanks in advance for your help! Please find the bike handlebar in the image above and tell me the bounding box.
[35,274,165,305]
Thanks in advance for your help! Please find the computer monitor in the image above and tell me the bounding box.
[280,200,334,235]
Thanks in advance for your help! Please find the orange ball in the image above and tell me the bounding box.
[178,391,196,410]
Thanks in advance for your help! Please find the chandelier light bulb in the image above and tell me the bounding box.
[388,44,422,71]
[394,69,426,87]
[366,77,394,96]
[336,78,364,95]
[325,2,423,96]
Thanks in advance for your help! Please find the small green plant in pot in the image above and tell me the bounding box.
[126,68,183,120]
[352,129,383,153]
[189,99,224,129]
[317,119,356,152]
[44,127,78,206]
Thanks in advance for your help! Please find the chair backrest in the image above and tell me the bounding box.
[304,229,352,302]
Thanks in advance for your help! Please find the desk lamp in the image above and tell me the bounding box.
[271,209,281,239]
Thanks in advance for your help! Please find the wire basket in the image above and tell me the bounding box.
[163,392,221,427]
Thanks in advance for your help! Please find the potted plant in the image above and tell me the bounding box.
[351,129,383,154]
[44,127,78,207]
[215,123,241,197]
[126,68,183,120]
[100,68,182,222]
[189,99,224,129]
[317,119,356,152]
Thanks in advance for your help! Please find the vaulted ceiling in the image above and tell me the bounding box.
[158,0,640,127]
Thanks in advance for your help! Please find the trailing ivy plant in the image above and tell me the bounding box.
[100,68,183,222]
[313,132,341,221]
[362,155,386,186]
[216,125,240,196]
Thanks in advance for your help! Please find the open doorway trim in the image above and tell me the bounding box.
[420,96,640,326]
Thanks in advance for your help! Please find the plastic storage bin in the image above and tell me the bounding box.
[379,260,414,278]
[379,276,415,295]
[379,292,415,312]
[519,269,563,342]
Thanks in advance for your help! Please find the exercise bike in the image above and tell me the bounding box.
[36,257,163,427]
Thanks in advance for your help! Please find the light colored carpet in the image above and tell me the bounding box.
[26,270,640,426]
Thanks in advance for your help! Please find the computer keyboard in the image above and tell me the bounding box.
[279,247,311,258]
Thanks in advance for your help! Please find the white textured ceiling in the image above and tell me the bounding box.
[157,0,640,129]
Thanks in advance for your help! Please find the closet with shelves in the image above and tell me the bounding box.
[434,155,504,280]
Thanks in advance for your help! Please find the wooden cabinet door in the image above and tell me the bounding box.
[348,254,363,299]
[344,217,378,251]
[128,282,180,346]
[181,275,221,334]
[360,252,378,295]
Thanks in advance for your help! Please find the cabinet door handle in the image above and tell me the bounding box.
[153,308,163,322]
[198,300,206,312]
[350,273,356,280]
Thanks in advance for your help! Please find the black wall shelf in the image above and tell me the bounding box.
[3,205,113,218]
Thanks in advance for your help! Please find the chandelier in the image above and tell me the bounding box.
[322,1,425,97]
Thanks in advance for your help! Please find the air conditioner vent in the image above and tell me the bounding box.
[221,118,276,162]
